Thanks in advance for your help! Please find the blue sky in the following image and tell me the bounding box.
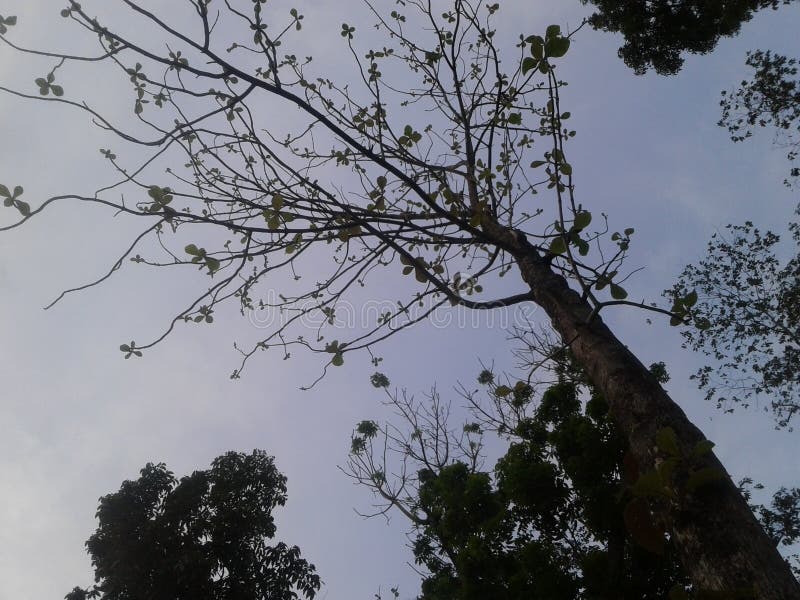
[0,1,798,598]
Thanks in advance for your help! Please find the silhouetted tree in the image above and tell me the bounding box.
[65,450,320,600]
[581,0,796,75]
[671,206,800,428]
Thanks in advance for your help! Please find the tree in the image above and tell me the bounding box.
[0,1,796,594]
[348,366,800,598]
[671,207,800,428]
[64,450,320,600]
[580,0,796,75]
[347,365,691,599]
[720,50,800,187]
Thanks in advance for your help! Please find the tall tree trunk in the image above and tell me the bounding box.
[506,233,800,597]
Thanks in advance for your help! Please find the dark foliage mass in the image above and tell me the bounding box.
[350,365,694,599]
[412,381,688,599]
[65,450,320,600]
[351,363,800,598]
[581,0,796,74]
[672,208,800,428]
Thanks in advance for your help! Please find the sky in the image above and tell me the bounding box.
[0,1,799,599]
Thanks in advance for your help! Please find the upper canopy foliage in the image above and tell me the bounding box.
[581,0,796,75]
[0,0,656,380]
[65,450,320,600]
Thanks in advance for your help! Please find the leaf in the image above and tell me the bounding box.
[521,57,538,75]
[185,244,200,256]
[13,186,23,198]
[15,200,30,216]
[51,85,64,97]
[683,290,698,308]
[205,257,221,273]
[655,427,680,457]
[686,467,726,494]
[549,236,567,255]
[545,24,561,40]
[508,112,522,125]
[0,184,10,198]
[623,498,665,555]
[692,439,716,458]
[495,385,512,397]
[573,211,592,230]
[546,36,570,58]
[610,284,628,300]
[331,352,344,367]
[530,160,546,168]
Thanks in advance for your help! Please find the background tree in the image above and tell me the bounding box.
[64,450,320,600]
[580,0,796,75]
[720,50,800,187]
[671,206,800,429]
[0,1,796,594]
[348,363,800,598]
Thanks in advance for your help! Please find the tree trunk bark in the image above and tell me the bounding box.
[508,237,800,598]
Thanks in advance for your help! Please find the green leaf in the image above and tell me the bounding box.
[573,211,591,230]
[0,184,10,198]
[655,427,680,457]
[545,24,561,40]
[692,439,716,458]
[545,36,570,58]
[530,160,546,168]
[331,352,344,367]
[549,236,567,255]
[610,284,628,300]
[623,498,665,555]
[521,57,538,75]
[15,200,30,216]
[51,84,64,97]
[560,162,572,176]
[683,290,698,308]
[205,257,221,273]
[13,185,23,198]
[529,35,544,60]
[686,467,725,494]
[508,112,522,125]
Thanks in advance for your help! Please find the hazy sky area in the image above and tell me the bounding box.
[0,1,799,598]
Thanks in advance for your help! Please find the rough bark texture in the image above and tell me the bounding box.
[505,233,800,598]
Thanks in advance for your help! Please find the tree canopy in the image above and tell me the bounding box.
[672,207,800,428]
[348,365,690,599]
[720,50,800,187]
[65,450,320,600]
[349,363,800,598]
[0,1,797,595]
[581,0,796,75]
